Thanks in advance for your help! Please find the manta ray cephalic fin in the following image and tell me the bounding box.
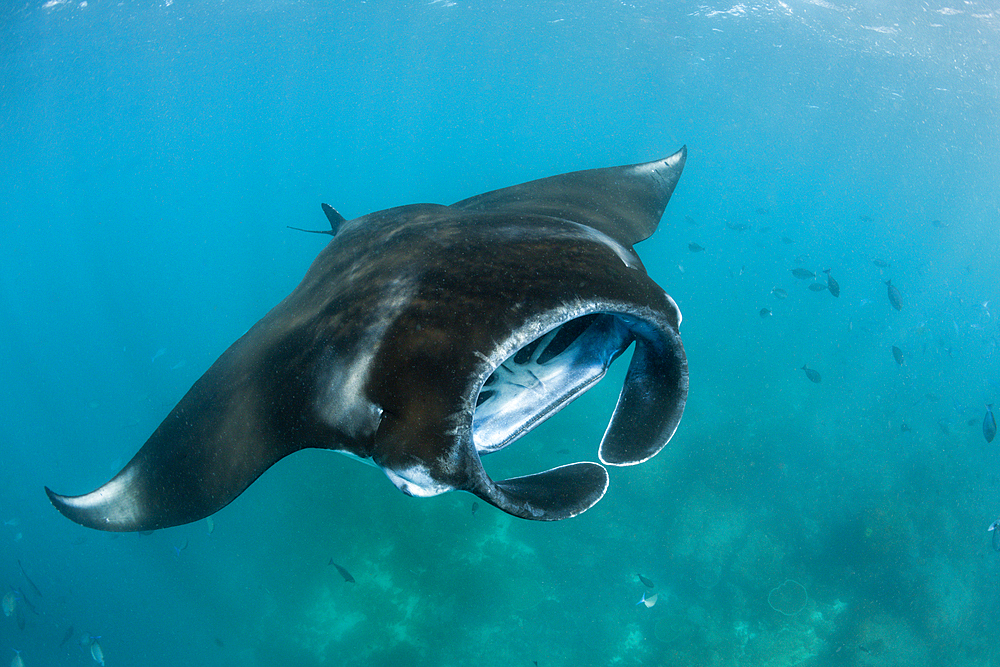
[483,462,610,521]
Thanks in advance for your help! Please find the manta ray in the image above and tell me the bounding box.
[46,148,689,529]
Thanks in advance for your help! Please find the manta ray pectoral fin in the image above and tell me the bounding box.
[452,146,686,246]
[477,462,609,521]
[44,429,290,533]
[44,356,306,532]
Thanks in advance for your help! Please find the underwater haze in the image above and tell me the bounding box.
[2,1,1000,665]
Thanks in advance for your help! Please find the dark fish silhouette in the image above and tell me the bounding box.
[985,405,996,444]
[726,221,749,231]
[759,308,772,318]
[638,574,655,588]
[872,259,889,268]
[781,236,794,244]
[688,242,704,252]
[792,268,815,279]
[471,501,479,516]
[931,219,947,228]
[885,280,903,310]
[801,365,821,383]
[808,282,827,292]
[17,560,41,598]
[891,346,904,366]
[823,270,840,297]
[60,625,75,647]
[901,422,912,433]
[15,588,38,616]
[771,287,788,299]
[329,560,355,583]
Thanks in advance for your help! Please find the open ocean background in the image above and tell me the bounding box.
[2,1,999,665]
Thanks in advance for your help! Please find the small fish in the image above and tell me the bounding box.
[471,502,479,516]
[3,518,18,527]
[759,308,772,318]
[885,279,903,310]
[90,637,104,666]
[59,625,75,647]
[688,242,705,252]
[808,282,828,292]
[636,591,658,608]
[989,519,1000,552]
[792,268,815,279]
[781,236,794,244]
[801,365,821,383]
[11,649,24,667]
[984,404,996,443]
[823,269,840,297]
[205,517,215,535]
[638,574,655,588]
[2,590,15,617]
[932,219,947,228]
[872,258,889,268]
[891,346,904,366]
[151,347,167,363]
[901,422,912,433]
[329,560,355,583]
[14,589,37,616]
[725,221,750,231]
[754,207,770,215]
[173,539,188,557]
[859,215,872,222]
[17,561,41,598]
[771,287,788,299]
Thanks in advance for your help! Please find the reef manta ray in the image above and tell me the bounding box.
[46,148,689,529]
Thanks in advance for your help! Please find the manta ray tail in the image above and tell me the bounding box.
[286,202,347,236]
[479,462,609,521]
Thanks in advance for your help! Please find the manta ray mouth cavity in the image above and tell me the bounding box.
[471,312,633,455]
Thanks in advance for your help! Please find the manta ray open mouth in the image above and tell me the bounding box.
[45,148,688,531]
[473,313,648,457]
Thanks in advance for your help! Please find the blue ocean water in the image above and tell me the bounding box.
[2,1,999,665]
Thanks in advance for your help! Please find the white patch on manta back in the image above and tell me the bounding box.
[315,277,417,440]
[575,224,643,270]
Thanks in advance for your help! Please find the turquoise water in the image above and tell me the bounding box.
[2,1,999,665]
